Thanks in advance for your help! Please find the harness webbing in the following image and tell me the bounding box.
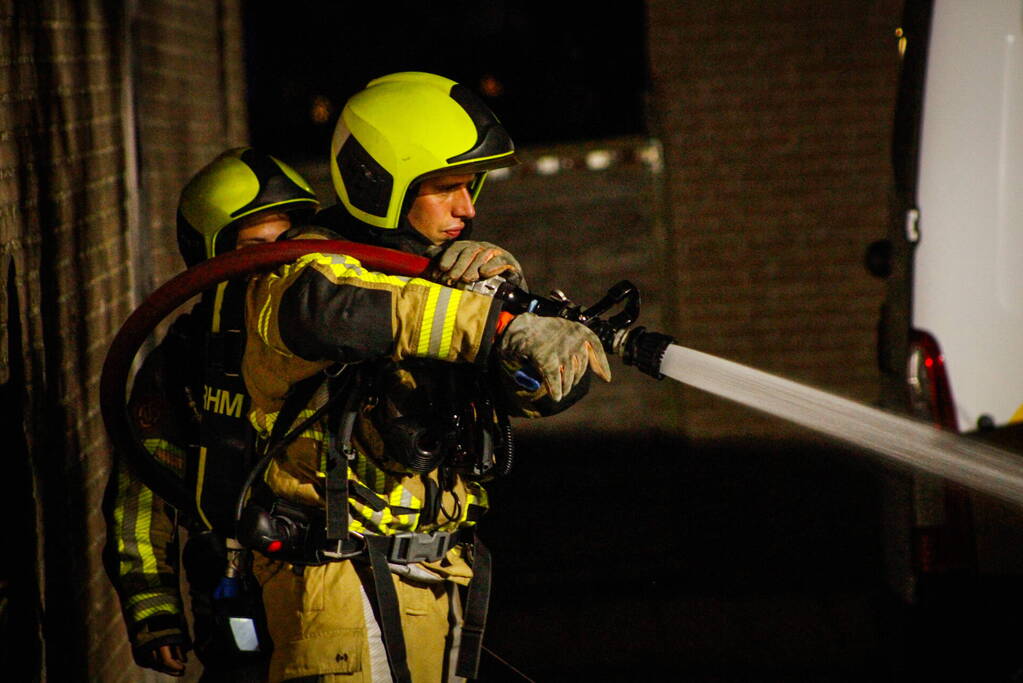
[250,364,494,680]
[456,534,492,679]
[364,535,413,683]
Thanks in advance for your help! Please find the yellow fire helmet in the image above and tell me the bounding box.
[330,72,517,230]
[176,147,319,267]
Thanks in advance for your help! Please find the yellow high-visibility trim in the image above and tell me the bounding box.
[211,281,228,333]
[255,253,437,353]
[251,407,277,435]
[135,605,178,620]
[301,252,416,289]
[257,280,277,347]
[418,285,441,355]
[141,438,186,474]
[195,446,213,530]
[127,590,179,610]
[113,467,134,580]
[437,288,462,359]
[114,467,163,593]
[131,593,182,620]
[391,486,418,529]
[1011,404,1023,423]
[135,484,159,585]
[465,481,489,511]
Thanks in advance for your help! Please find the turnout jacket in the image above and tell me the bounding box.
[243,228,586,680]
[242,230,566,543]
[104,280,258,660]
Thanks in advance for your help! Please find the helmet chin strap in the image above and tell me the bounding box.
[392,217,475,255]
[386,218,437,256]
[341,210,474,257]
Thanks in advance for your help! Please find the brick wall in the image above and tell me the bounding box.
[133,0,248,294]
[477,139,682,436]
[647,0,903,438]
[300,2,905,441]
[1,3,135,679]
[0,1,246,680]
[293,0,905,441]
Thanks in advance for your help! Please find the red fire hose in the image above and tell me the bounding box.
[100,240,430,514]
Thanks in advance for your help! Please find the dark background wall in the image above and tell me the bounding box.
[647,0,900,438]
[0,1,246,680]
[8,1,1018,682]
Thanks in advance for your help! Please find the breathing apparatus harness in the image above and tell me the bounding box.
[100,238,672,681]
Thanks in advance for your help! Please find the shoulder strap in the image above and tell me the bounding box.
[233,370,335,525]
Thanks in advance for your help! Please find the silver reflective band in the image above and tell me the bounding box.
[229,617,261,652]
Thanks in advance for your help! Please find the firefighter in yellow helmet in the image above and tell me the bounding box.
[238,72,610,682]
[103,148,318,680]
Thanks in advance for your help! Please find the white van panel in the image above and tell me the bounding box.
[914,0,1023,431]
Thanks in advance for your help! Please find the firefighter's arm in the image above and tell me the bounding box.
[102,327,197,671]
[246,251,503,370]
[245,251,613,414]
[102,458,191,669]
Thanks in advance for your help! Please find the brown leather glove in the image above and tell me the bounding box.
[497,313,611,401]
[432,240,526,288]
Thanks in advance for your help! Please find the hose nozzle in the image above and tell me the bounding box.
[620,327,674,379]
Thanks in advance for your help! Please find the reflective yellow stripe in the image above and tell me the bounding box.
[135,483,158,584]
[256,253,423,349]
[195,446,213,529]
[414,283,462,359]
[251,407,276,435]
[312,252,417,288]
[136,604,178,620]
[437,288,461,359]
[466,482,489,511]
[128,591,181,620]
[211,281,228,333]
[395,486,417,529]
[418,284,441,355]
[114,467,133,579]
[257,284,275,345]
[141,438,185,473]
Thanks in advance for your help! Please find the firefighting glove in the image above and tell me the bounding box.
[497,313,611,401]
[433,240,527,289]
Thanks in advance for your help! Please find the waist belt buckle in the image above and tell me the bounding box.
[388,531,454,564]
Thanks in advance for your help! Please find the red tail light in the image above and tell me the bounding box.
[906,330,975,576]
[906,329,959,432]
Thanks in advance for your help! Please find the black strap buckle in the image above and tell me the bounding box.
[388,531,455,564]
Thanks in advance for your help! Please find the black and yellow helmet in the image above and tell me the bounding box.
[330,72,517,230]
[176,147,319,267]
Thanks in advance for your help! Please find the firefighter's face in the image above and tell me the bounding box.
[235,211,291,249]
[407,174,476,246]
